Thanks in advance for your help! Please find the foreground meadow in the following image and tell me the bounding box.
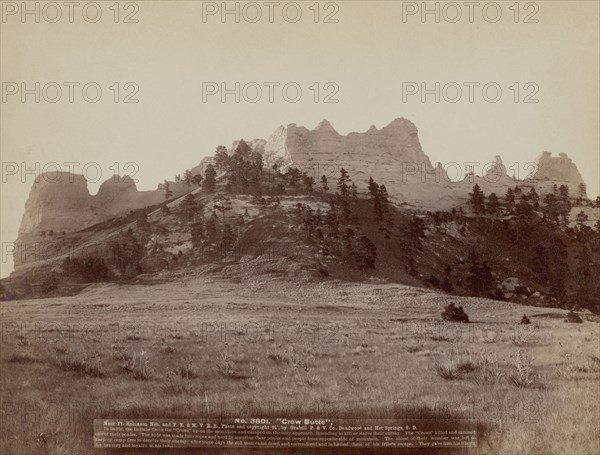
[1,273,599,455]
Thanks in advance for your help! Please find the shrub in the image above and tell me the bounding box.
[508,349,535,388]
[178,355,199,379]
[520,314,531,325]
[161,368,196,395]
[345,370,369,388]
[441,303,469,323]
[405,343,423,353]
[434,351,475,380]
[304,370,321,387]
[57,352,104,377]
[242,364,261,390]
[122,351,152,380]
[62,256,109,283]
[435,363,460,380]
[472,352,504,385]
[215,350,236,377]
[565,310,583,323]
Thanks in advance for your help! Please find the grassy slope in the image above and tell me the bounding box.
[1,275,599,455]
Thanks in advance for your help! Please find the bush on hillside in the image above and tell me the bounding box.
[441,303,469,323]
[564,310,583,323]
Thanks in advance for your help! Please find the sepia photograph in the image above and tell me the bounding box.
[1,1,599,454]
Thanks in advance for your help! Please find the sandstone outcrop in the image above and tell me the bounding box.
[18,172,179,236]
[527,151,586,196]
[15,118,589,247]
[261,119,587,209]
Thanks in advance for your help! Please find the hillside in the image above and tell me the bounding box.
[3,138,599,313]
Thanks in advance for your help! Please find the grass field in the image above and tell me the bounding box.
[1,273,599,455]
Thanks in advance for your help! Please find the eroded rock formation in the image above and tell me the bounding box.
[527,151,586,196]
[15,118,589,249]
[18,172,176,236]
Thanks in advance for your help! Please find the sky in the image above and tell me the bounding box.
[1,0,599,277]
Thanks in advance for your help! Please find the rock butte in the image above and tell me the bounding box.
[17,118,586,239]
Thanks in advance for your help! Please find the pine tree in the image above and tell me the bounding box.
[515,196,533,221]
[374,195,384,222]
[183,169,193,186]
[559,184,570,202]
[505,188,515,208]
[487,192,500,215]
[341,227,356,263]
[469,184,485,214]
[528,187,540,209]
[543,193,560,225]
[350,182,358,201]
[286,168,302,187]
[575,245,592,278]
[220,224,235,254]
[336,169,353,223]
[179,193,198,221]
[379,185,389,203]
[531,244,550,281]
[205,212,219,242]
[320,175,329,191]
[408,217,426,252]
[315,208,323,226]
[213,145,229,174]
[368,177,379,197]
[337,168,351,198]
[301,207,316,239]
[514,185,522,197]
[368,177,385,223]
[203,164,217,193]
[303,174,315,193]
[325,200,339,240]
[190,220,205,247]
[575,211,589,226]
[191,174,203,187]
[355,236,377,270]
[465,251,494,296]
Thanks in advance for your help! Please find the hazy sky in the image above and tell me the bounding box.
[1,0,599,277]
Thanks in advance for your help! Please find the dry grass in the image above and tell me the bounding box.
[56,351,105,378]
[1,276,599,455]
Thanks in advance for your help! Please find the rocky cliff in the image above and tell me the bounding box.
[18,172,97,236]
[264,118,435,178]
[527,151,586,196]
[15,118,589,243]
[18,172,175,236]
[261,119,587,209]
